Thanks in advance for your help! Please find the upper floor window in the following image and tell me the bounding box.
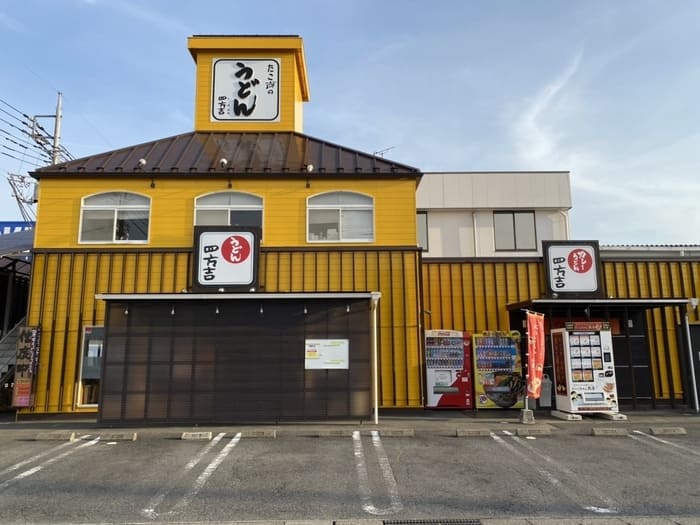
[195,192,263,232]
[307,191,374,242]
[80,192,150,243]
[494,211,536,251]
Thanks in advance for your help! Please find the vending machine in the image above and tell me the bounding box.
[472,331,524,409]
[551,322,619,414]
[425,330,473,409]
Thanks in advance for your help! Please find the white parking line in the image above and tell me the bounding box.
[505,432,618,513]
[0,437,89,476]
[352,430,403,515]
[629,430,700,462]
[170,432,241,513]
[0,436,101,491]
[491,431,617,514]
[141,432,226,519]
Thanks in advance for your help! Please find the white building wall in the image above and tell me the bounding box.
[417,172,572,258]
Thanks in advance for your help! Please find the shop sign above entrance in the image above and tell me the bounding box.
[543,240,603,298]
[192,226,260,292]
[211,58,280,122]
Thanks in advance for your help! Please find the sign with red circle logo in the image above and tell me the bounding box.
[544,241,601,296]
[194,229,258,289]
[220,235,251,264]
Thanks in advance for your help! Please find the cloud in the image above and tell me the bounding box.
[0,11,24,32]
[78,0,188,34]
[513,50,583,166]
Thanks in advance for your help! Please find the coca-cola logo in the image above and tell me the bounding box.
[221,235,251,264]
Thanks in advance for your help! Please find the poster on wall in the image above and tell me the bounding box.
[543,240,603,298]
[305,339,349,370]
[192,227,260,292]
[12,326,41,408]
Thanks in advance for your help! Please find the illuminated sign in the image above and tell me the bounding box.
[192,227,260,291]
[211,58,280,122]
[543,241,602,297]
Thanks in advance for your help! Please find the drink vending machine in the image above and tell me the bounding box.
[550,322,619,414]
[472,331,524,409]
[425,330,473,409]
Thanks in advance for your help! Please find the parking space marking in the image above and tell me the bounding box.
[170,432,242,513]
[503,431,618,513]
[0,436,101,491]
[0,437,89,476]
[141,432,226,519]
[352,430,403,515]
[491,431,617,514]
[629,430,700,462]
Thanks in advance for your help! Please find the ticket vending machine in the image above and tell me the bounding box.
[425,330,473,409]
[551,322,619,415]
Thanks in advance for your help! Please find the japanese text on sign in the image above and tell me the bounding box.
[211,58,280,122]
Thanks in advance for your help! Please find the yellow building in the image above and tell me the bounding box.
[24,35,423,423]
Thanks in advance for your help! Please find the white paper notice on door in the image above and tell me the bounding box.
[305,339,349,370]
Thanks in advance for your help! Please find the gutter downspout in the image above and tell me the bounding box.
[371,292,381,424]
[683,302,699,413]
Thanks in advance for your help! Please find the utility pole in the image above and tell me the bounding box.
[31,91,63,165]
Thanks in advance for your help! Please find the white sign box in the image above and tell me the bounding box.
[305,339,349,370]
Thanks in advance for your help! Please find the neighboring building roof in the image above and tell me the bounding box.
[0,229,33,276]
[0,229,33,258]
[600,244,700,259]
[32,131,420,178]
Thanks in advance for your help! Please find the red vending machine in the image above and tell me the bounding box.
[425,330,473,409]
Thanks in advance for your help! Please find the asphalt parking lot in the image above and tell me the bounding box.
[0,408,699,525]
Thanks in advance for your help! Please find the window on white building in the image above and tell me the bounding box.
[494,211,536,251]
[307,191,374,242]
[79,192,150,243]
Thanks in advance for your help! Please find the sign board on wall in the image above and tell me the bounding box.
[305,339,349,370]
[211,58,280,122]
[12,326,41,407]
[543,240,603,298]
[192,227,260,292]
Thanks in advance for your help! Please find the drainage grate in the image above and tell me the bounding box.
[384,520,481,525]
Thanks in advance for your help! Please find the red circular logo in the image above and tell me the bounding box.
[220,235,250,264]
[567,249,593,274]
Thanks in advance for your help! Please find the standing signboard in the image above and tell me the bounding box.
[12,326,40,407]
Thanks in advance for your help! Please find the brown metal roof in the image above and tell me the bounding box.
[32,131,420,177]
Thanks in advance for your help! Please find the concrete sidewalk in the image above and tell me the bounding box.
[2,407,698,440]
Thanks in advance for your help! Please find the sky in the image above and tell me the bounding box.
[1,0,699,245]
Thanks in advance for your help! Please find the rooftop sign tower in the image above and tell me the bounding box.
[187,35,310,133]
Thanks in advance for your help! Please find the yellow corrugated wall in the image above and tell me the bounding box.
[421,258,700,403]
[24,247,423,415]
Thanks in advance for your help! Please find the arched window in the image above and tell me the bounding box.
[79,191,150,243]
[194,191,263,232]
[307,191,374,242]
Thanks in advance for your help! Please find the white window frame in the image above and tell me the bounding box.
[307,191,374,243]
[194,191,264,236]
[79,191,150,244]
